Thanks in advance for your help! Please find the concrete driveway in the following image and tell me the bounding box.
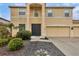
[49,37,79,56]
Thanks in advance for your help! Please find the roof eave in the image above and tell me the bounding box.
[46,7,75,8]
[0,17,10,22]
[9,6,26,8]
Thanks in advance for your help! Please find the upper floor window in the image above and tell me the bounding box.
[64,10,70,17]
[33,10,39,17]
[19,8,26,16]
[47,9,53,17]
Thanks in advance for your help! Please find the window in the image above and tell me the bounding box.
[19,8,26,15]
[33,10,39,17]
[47,9,53,17]
[64,10,70,17]
[19,12,25,15]
[19,24,25,31]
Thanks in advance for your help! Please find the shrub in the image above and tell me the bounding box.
[0,38,9,47]
[16,31,32,40]
[0,25,10,38]
[7,37,14,42]
[8,38,23,51]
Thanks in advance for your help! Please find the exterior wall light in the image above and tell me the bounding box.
[71,27,74,30]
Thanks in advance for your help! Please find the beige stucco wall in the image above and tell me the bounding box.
[12,23,19,37]
[11,8,18,16]
[11,18,27,36]
[46,7,73,16]
[46,18,72,25]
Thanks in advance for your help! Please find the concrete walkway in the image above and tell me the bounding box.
[50,37,79,56]
[31,36,51,42]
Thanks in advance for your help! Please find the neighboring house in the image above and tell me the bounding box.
[0,17,10,24]
[9,3,79,37]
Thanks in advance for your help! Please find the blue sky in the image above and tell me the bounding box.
[0,3,79,20]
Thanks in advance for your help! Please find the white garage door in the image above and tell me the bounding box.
[73,27,79,37]
[46,26,70,37]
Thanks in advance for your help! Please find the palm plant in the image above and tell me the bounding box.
[6,23,14,37]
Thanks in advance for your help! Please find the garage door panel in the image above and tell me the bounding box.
[73,27,79,37]
[46,27,70,37]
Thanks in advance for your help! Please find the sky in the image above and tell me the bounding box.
[0,3,79,21]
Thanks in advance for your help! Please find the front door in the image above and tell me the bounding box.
[32,24,41,36]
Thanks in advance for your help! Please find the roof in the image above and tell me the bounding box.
[9,5,75,8]
[46,6,74,8]
[9,6,26,8]
[9,6,74,8]
[0,17,10,22]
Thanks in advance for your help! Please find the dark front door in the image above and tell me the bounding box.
[32,24,41,36]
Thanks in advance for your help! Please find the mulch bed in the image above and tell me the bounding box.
[0,41,65,56]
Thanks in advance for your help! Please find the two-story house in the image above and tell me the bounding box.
[9,3,79,38]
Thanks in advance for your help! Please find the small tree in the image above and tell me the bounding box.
[6,23,14,37]
[0,25,10,38]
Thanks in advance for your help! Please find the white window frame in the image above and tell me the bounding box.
[19,8,26,16]
[46,9,53,17]
[64,10,70,17]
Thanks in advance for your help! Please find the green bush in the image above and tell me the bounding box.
[0,25,10,38]
[8,38,23,51]
[16,31,32,40]
[7,37,14,42]
[0,38,8,47]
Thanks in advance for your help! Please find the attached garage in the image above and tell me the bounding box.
[46,26,70,37]
[73,26,79,37]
